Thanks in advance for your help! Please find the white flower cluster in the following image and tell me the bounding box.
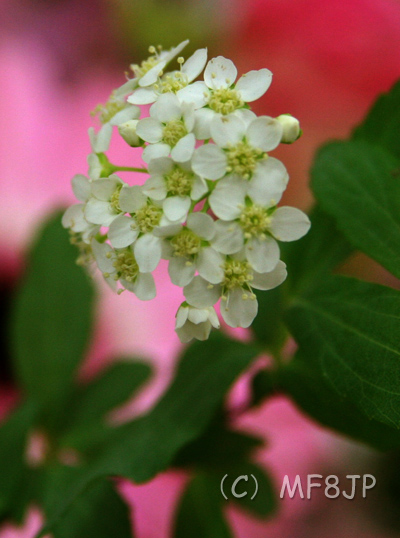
[62,40,310,343]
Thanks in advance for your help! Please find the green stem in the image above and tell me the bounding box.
[109,165,148,174]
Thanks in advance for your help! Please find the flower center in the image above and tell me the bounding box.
[158,72,188,94]
[162,120,187,147]
[208,88,244,115]
[110,185,123,212]
[225,141,266,179]
[69,232,94,268]
[170,229,201,258]
[239,204,271,238]
[222,259,253,290]
[92,93,126,124]
[131,54,159,79]
[113,250,139,283]
[165,165,194,196]
[135,203,162,233]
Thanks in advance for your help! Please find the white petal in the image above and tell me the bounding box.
[234,108,257,128]
[136,117,163,143]
[210,114,246,147]
[197,247,224,284]
[191,175,208,201]
[187,308,209,324]
[192,144,227,180]
[176,320,212,343]
[62,204,87,232]
[110,105,141,126]
[177,82,209,109]
[182,48,208,82]
[211,220,244,254]
[131,272,156,301]
[71,174,91,202]
[245,236,280,273]
[87,153,102,180]
[184,276,221,308]
[91,176,121,201]
[119,185,147,213]
[108,215,139,248]
[85,199,116,226]
[143,175,167,200]
[161,39,189,63]
[148,156,173,176]
[128,87,158,105]
[187,212,215,240]
[168,257,196,287]
[170,133,196,162]
[139,60,167,87]
[91,240,115,273]
[150,92,182,122]
[163,196,191,221]
[246,116,283,152]
[193,107,214,139]
[270,207,311,241]
[251,260,287,290]
[134,234,162,272]
[208,306,220,328]
[220,288,258,328]
[176,305,189,328]
[114,77,138,97]
[235,68,272,102]
[142,143,171,163]
[209,176,246,220]
[154,223,182,238]
[204,56,237,89]
[248,158,288,207]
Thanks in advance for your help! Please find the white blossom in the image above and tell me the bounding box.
[175,303,220,343]
[85,174,128,227]
[91,240,156,300]
[277,114,301,144]
[136,93,196,163]
[192,114,283,181]
[128,48,207,106]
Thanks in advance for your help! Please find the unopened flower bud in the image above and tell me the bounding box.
[277,114,301,144]
[118,119,142,147]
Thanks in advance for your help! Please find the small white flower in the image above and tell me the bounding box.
[91,240,156,300]
[128,48,208,105]
[136,93,196,163]
[210,184,310,273]
[175,303,220,343]
[160,212,222,287]
[108,185,182,273]
[142,157,208,222]
[118,119,142,147]
[192,114,283,181]
[85,174,127,227]
[179,56,272,139]
[183,258,287,328]
[130,40,189,89]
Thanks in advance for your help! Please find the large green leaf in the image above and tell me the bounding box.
[39,334,259,535]
[353,79,400,160]
[279,353,400,451]
[42,467,133,538]
[286,275,400,428]
[0,402,37,520]
[11,213,95,422]
[311,140,400,279]
[174,473,232,538]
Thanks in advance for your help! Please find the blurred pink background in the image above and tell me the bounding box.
[1,0,400,536]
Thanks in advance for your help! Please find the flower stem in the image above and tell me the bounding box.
[110,165,148,173]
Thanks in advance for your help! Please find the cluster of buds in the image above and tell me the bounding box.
[63,40,310,343]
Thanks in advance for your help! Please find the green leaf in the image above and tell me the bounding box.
[311,140,400,279]
[174,417,263,471]
[174,473,232,538]
[353,79,400,160]
[42,467,132,538]
[11,213,95,422]
[66,360,151,429]
[39,334,259,535]
[286,275,400,428]
[222,462,276,519]
[282,206,353,294]
[279,353,400,451]
[0,402,37,520]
